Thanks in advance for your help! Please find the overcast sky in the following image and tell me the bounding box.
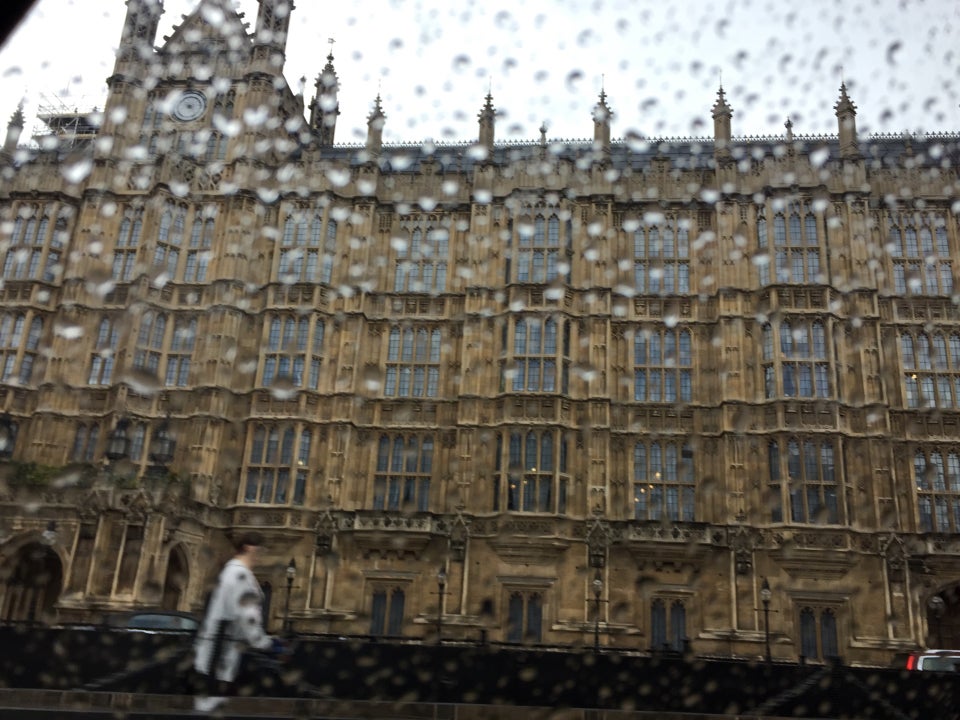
[0,0,958,146]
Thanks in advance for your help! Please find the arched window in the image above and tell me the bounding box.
[888,209,953,295]
[242,424,312,506]
[915,448,960,533]
[385,326,441,397]
[763,321,831,399]
[494,430,569,515]
[506,591,543,644]
[768,437,842,525]
[89,317,119,385]
[260,314,325,391]
[505,317,568,393]
[373,435,433,512]
[634,441,695,521]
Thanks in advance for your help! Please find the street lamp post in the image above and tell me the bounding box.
[592,573,603,652]
[283,558,296,636]
[436,567,447,645]
[760,577,772,663]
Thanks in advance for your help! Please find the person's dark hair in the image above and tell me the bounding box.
[234,531,264,553]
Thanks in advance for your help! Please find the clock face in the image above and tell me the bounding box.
[173,90,207,122]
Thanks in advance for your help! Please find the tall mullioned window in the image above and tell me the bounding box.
[633,217,690,294]
[243,425,311,505]
[88,317,120,385]
[0,313,43,385]
[501,317,570,393]
[112,207,143,281]
[633,441,695,521]
[768,438,841,524]
[134,311,166,375]
[494,430,570,514]
[373,435,433,512]
[914,449,960,533]
[901,332,960,409]
[385,326,441,397]
[165,317,196,387]
[757,202,822,285]
[260,315,325,390]
[71,424,100,463]
[2,205,66,282]
[509,212,571,283]
[154,202,186,279]
[888,210,953,295]
[762,321,830,399]
[184,208,215,282]
[634,328,692,402]
[278,209,321,283]
[394,227,448,293]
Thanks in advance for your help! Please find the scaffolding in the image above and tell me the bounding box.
[32,93,101,150]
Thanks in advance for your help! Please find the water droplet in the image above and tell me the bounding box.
[257,187,279,203]
[326,168,351,187]
[810,147,829,168]
[122,367,163,396]
[61,156,92,184]
[54,322,84,340]
[699,188,720,204]
[361,365,382,392]
[269,375,298,400]
[467,144,489,161]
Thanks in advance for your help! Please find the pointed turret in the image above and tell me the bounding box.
[3,103,24,157]
[711,84,733,159]
[115,0,163,64]
[835,82,859,159]
[592,89,612,156]
[366,94,386,156]
[539,122,548,160]
[253,0,293,70]
[478,92,496,154]
[311,47,340,147]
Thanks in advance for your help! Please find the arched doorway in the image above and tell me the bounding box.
[1,542,63,623]
[927,584,960,649]
[161,545,189,611]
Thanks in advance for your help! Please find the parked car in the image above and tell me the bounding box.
[894,650,960,671]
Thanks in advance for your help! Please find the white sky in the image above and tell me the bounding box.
[0,0,958,145]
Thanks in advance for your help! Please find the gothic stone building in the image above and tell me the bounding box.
[0,0,958,665]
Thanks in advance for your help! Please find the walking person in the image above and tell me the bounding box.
[193,531,277,713]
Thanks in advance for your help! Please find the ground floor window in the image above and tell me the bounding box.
[506,591,543,643]
[799,606,839,660]
[370,587,405,636]
[651,598,687,651]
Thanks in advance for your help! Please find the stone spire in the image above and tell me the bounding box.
[366,94,386,156]
[477,91,497,154]
[2,103,24,159]
[592,89,612,156]
[834,82,859,159]
[116,0,163,64]
[711,84,733,158]
[311,44,340,147]
[253,0,294,70]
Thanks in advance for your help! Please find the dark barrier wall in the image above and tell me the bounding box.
[0,626,957,718]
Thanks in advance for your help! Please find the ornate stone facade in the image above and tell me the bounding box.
[0,0,958,665]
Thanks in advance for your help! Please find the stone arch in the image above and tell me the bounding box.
[160,543,190,611]
[925,581,960,649]
[0,540,64,623]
